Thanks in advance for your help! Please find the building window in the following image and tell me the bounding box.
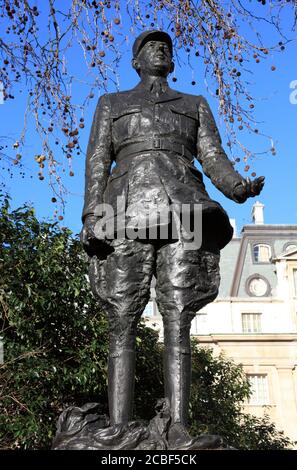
[192,312,208,335]
[241,313,262,333]
[293,269,297,296]
[253,244,271,263]
[247,374,269,405]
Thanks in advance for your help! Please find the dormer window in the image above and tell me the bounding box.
[284,243,297,253]
[253,244,271,263]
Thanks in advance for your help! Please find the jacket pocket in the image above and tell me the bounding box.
[111,105,142,142]
[178,155,203,183]
[104,167,129,207]
[170,106,198,121]
[111,104,142,121]
[170,106,199,135]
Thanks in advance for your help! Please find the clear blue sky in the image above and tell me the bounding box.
[1,3,296,236]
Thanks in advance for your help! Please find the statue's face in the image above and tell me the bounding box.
[134,40,173,76]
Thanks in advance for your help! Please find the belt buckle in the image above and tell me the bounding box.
[153,138,161,149]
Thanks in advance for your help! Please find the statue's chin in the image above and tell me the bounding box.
[140,64,170,77]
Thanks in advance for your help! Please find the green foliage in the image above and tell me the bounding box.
[0,194,107,448]
[0,195,293,449]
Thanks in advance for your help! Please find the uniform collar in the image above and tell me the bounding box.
[140,76,168,94]
[133,79,182,104]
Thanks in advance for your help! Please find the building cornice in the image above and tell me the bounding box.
[241,225,297,235]
[195,333,297,343]
[214,297,283,303]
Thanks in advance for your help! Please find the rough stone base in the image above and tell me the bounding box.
[52,399,229,450]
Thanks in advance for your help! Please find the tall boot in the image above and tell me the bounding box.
[164,343,202,448]
[108,349,135,425]
[163,344,191,426]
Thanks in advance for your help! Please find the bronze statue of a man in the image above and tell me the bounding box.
[80,30,264,448]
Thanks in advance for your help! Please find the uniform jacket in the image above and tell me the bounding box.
[82,82,245,249]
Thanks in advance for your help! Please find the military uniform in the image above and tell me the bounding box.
[83,81,245,247]
[82,36,247,428]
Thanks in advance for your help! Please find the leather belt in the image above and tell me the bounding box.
[116,138,195,163]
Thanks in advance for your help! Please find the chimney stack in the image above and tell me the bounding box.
[252,201,264,225]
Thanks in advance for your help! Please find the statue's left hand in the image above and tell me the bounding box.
[232,176,265,203]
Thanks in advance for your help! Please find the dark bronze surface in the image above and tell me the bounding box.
[53,30,264,450]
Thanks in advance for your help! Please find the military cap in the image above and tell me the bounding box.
[132,30,173,58]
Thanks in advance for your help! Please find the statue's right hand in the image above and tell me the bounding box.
[80,215,111,257]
